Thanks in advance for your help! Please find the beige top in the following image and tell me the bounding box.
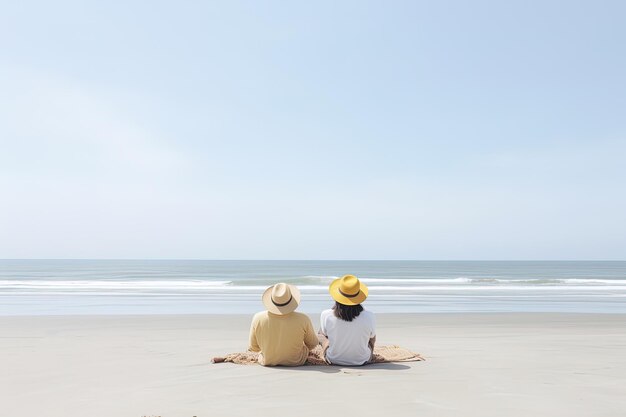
[248,311,318,366]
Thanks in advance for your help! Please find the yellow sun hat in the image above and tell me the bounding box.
[329,275,368,306]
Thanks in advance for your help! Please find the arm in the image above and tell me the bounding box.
[248,316,260,352]
[317,312,330,352]
[303,317,319,350]
[368,335,376,350]
[319,311,327,336]
[368,313,376,350]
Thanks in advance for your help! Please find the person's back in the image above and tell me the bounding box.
[249,310,318,366]
[248,283,318,366]
[320,307,375,366]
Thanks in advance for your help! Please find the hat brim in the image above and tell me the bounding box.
[262,284,301,315]
[329,278,368,306]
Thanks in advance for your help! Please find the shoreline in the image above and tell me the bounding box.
[2,311,626,319]
[2,311,626,318]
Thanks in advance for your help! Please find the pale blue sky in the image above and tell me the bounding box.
[1,1,625,259]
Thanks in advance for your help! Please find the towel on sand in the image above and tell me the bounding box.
[212,345,424,365]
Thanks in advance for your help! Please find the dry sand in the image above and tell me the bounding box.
[1,313,625,417]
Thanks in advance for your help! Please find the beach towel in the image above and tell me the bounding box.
[212,345,424,365]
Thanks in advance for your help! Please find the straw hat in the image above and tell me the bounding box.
[329,275,368,306]
[262,283,301,315]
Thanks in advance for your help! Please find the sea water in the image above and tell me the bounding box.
[1,260,625,315]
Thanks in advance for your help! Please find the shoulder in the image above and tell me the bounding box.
[320,309,336,324]
[320,309,335,321]
[361,310,376,322]
[292,311,313,323]
[252,311,268,323]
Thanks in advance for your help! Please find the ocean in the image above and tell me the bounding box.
[1,260,625,315]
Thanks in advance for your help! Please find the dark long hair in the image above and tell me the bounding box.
[333,301,363,322]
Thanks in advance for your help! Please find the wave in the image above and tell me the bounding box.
[1,283,626,295]
[303,275,339,281]
[1,277,626,294]
[282,276,626,285]
[0,280,233,290]
[360,277,626,285]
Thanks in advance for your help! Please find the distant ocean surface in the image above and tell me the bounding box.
[1,260,625,315]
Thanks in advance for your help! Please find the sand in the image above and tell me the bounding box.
[1,313,625,417]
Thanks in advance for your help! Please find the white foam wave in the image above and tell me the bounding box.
[1,281,626,294]
[360,277,626,285]
[2,276,626,295]
[0,280,233,290]
[303,275,339,281]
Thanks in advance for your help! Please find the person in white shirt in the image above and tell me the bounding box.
[318,275,376,366]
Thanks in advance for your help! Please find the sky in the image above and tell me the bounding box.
[1,0,625,260]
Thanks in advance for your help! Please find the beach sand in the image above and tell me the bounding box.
[1,313,624,417]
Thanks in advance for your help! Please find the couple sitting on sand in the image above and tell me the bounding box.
[249,274,375,366]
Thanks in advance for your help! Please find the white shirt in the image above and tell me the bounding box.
[320,308,376,366]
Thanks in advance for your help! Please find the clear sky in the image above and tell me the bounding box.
[1,1,625,260]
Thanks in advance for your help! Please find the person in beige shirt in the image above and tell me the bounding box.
[248,283,318,366]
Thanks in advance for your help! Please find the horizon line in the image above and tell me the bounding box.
[1,258,625,262]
